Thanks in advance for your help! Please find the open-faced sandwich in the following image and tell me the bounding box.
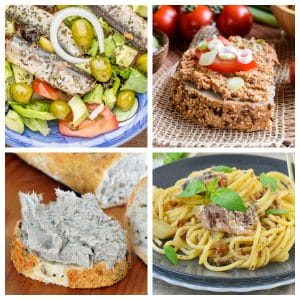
[12,189,130,288]
[172,35,279,132]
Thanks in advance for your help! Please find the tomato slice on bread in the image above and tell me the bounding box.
[59,106,118,138]
[196,49,257,73]
[195,36,257,73]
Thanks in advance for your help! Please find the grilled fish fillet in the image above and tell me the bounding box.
[6,5,83,57]
[90,5,147,50]
[6,36,95,95]
[196,204,258,235]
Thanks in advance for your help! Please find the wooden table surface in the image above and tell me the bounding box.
[121,129,147,147]
[5,154,147,295]
[153,23,283,83]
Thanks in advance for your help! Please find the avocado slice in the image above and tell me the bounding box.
[68,95,88,127]
[5,110,24,134]
[12,64,33,85]
[103,88,116,110]
[115,45,139,68]
[113,98,138,122]
[132,5,147,18]
[87,39,99,57]
[83,84,103,104]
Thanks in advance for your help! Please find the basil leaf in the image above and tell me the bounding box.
[205,177,218,199]
[266,209,289,215]
[212,165,234,173]
[163,153,185,165]
[163,245,178,265]
[260,173,278,192]
[211,188,246,212]
[176,179,206,198]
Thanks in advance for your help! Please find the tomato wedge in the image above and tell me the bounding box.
[195,49,257,73]
[59,106,118,138]
[32,79,69,100]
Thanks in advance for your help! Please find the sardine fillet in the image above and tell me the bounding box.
[6,5,83,57]
[6,36,95,95]
[90,5,147,51]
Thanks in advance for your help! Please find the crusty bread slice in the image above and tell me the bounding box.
[126,177,147,264]
[11,190,130,288]
[11,221,130,289]
[17,153,147,208]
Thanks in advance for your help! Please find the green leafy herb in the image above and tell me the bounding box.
[212,165,234,173]
[163,245,178,265]
[163,153,185,165]
[211,188,246,212]
[266,209,289,215]
[176,179,206,198]
[121,69,147,93]
[205,177,218,199]
[260,173,278,192]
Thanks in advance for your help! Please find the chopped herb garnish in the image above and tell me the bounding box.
[260,173,278,192]
[176,179,206,198]
[266,209,289,215]
[211,188,247,212]
[212,165,234,173]
[163,245,178,265]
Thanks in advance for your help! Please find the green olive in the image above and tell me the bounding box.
[89,57,112,82]
[72,18,94,51]
[116,90,135,111]
[136,53,147,74]
[50,100,71,120]
[10,82,33,104]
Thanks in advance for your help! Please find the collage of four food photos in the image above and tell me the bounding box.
[4,2,295,296]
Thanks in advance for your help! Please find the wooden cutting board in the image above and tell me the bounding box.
[5,153,147,295]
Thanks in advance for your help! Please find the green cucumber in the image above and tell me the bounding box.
[248,6,279,27]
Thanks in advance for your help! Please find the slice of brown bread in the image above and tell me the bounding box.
[126,177,147,264]
[171,36,278,132]
[11,190,130,288]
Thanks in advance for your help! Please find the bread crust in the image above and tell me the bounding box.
[17,153,123,196]
[127,177,147,264]
[11,221,130,289]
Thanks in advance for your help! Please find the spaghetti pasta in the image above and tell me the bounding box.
[153,167,294,271]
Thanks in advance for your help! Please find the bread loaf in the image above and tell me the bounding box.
[17,153,147,208]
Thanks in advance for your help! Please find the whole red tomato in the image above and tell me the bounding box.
[217,5,253,37]
[153,5,178,38]
[178,6,214,41]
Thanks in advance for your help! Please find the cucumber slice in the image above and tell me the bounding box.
[5,110,24,134]
[113,98,138,122]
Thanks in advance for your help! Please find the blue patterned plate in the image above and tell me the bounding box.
[6,93,147,147]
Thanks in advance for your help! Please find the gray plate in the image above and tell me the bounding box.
[153,154,295,292]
